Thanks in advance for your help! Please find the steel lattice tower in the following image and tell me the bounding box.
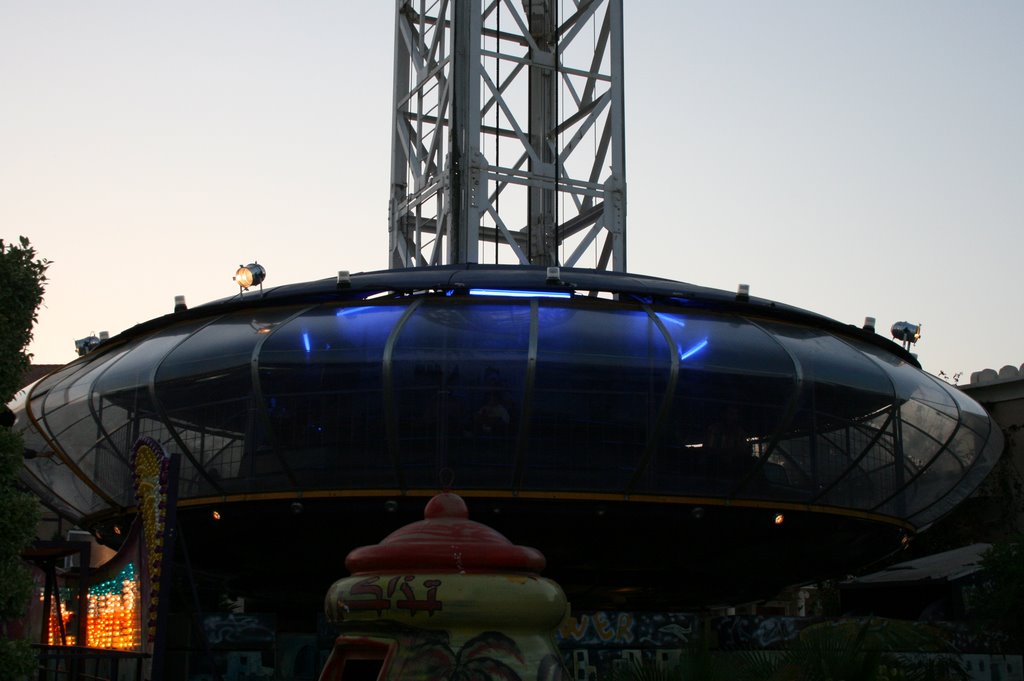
[389,0,626,270]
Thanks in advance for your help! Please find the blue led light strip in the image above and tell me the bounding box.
[679,338,709,361]
[336,306,376,317]
[468,288,571,299]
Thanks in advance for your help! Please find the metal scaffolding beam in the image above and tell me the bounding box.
[389,0,626,270]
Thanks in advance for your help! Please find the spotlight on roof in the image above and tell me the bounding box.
[234,263,266,293]
[74,335,103,356]
[736,283,750,302]
[862,316,876,333]
[891,321,922,350]
[546,266,561,284]
[174,295,188,313]
[336,270,351,288]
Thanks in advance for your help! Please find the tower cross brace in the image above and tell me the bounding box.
[389,0,627,271]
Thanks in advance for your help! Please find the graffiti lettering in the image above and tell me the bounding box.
[559,613,635,644]
[559,612,696,649]
[344,577,391,614]
[615,614,635,643]
[562,617,589,641]
[203,614,276,648]
[339,576,443,617]
[594,613,615,641]
[388,575,443,616]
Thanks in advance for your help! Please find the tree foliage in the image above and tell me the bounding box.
[0,236,48,679]
[970,538,1024,652]
[0,237,49,399]
[601,619,967,681]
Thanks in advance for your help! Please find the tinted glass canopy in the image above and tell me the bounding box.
[16,265,1002,534]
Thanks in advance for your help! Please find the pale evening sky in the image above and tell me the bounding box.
[2,2,1021,382]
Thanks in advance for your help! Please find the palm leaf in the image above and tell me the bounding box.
[536,653,571,681]
[390,634,456,680]
[452,656,524,681]
[456,631,526,666]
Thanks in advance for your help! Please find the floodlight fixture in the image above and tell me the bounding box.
[174,295,188,313]
[74,335,103,357]
[234,262,266,293]
[546,266,561,284]
[863,317,876,333]
[736,284,750,301]
[337,270,351,288]
[891,321,922,350]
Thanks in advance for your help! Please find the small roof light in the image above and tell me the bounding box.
[74,336,103,357]
[337,270,351,288]
[234,263,266,292]
[862,316,876,333]
[736,283,750,301]
[546,266,562,284]
[174,295,188,313]
[891,321,922,350]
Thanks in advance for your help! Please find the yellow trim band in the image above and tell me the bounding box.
[159,488,913,531]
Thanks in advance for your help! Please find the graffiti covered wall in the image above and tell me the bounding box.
[556,612,815,680]
[557,612,697,680]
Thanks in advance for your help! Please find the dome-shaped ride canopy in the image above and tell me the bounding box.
[14,265,1003,607]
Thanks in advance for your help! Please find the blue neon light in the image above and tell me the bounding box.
[302,332,311,353]
[336,306,376,317]
[678,338,708,361]
[657,313,687,329]
[468,288,571,299]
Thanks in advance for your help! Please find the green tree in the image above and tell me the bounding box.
[0,236,49,679]
[969,538,1024,652]
[745,619,963,681]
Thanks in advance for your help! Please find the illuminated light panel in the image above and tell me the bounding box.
[302,332,311,353]
[468,288,572,299]
[86,563,140,650]
[42,587,76,646]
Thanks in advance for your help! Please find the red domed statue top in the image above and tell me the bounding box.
[345,493,546,574]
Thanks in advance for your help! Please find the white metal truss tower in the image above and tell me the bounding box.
[389,0,626,270]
